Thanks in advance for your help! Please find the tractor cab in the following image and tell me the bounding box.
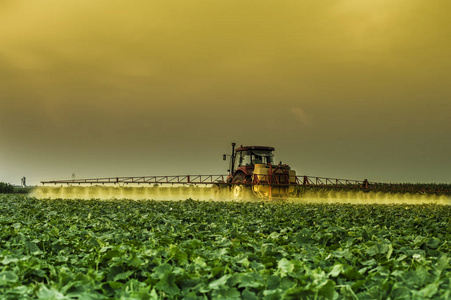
[225,144,276,181]
[235,146,274,168]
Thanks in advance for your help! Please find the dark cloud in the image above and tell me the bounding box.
[1,0,450,185]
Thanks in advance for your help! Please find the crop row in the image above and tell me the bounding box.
[0,195,450,299]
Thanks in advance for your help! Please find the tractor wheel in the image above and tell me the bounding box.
[232,173,246,201]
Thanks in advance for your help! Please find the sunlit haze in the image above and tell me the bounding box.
[1,0,450,185]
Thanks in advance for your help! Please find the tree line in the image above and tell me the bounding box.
[0,182,15,193]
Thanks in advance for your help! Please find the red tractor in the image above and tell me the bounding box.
[222,143,298,200]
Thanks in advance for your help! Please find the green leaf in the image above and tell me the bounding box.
[4,285,29,295]
[208,274,231,290]
[193,256,207,268]
[386,243,393,260]
[237,273,264,288]
[237,257,251,268]
[361,229,370,241]
[242,288,258,300]
[266,275,280,290]
[361,259,377,266]
[426,237,441,249]
[153,263,172,279]
[280,277,295,290]
[36,286,67,299]
[168,244,188,265]
[437,255,449,272]
[113,270,134,281]
[318,280,335,300]
[25,241,41,254]
[107,281,123,289]
[391,283,411,299]
[214,287,241,299]
[149,288,158,300]
[154,272,180,296]
[413,282,439,298]
[0,271,19,285]
[1,256,19,265]
[295,228,313,245]
[339,285,358,300]
[366,243,389,257]
[277,258,294,277]
[328,264,344,277]
[263,289,282,300]
[127,252,144,267]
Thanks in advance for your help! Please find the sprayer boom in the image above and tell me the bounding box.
[39,143,451,199]
[41,174,365,187]
[41,175,227,186]
[40,174,451,197]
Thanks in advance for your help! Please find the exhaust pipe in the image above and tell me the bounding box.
[230,142,236,176]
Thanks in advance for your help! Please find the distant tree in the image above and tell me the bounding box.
[0,182,15,193]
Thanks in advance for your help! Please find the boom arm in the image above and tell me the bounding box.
[40,175,451,196]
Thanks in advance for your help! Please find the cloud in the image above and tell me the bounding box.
[290,107,311,126]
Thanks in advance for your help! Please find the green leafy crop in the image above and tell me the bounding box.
[0,195,450,299]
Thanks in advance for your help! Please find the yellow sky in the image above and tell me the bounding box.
[1,0,450,185]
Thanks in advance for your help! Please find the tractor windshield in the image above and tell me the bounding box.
[237,150,273,167]
[252,150,274,164]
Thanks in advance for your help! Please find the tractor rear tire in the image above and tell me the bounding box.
[232,173,246,201]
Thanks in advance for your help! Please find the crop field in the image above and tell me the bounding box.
[1,194,450,299]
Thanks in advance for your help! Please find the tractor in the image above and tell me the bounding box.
[222,143,297,200]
